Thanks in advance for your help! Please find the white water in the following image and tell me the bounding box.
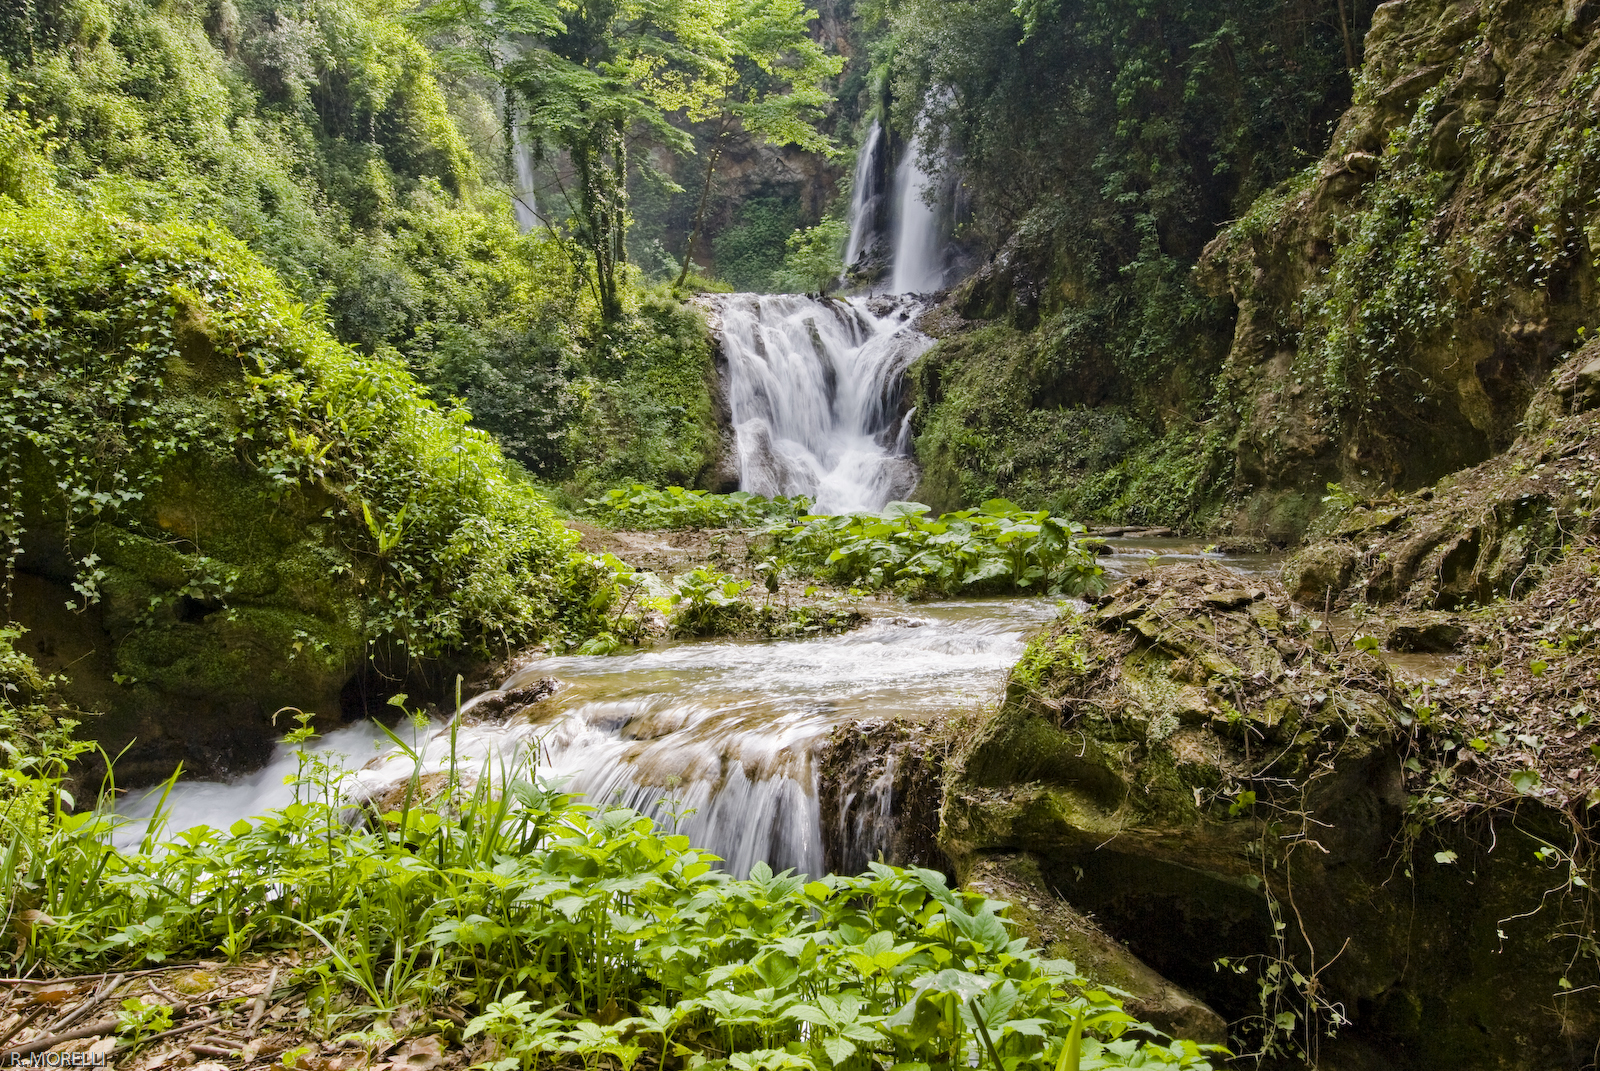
[715,293,931,514]
[114,110,1013,879]
[842,120,887,273]
[512,136,540,233]
[115,600,1061,875]
[889,133,946,295]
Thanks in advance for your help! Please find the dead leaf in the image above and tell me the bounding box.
[387,1035,444,1071]
[27,982,78,1005]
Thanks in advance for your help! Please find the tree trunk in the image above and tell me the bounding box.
[676,120,730,289]
[1335,0,1356,69]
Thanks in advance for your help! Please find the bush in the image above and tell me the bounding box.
[586,486,810,530]
[0,199,602,656]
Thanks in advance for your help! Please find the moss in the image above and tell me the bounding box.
[1,199,608,781]
[907,325,1231,528]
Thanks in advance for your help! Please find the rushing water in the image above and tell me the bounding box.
[113,120,1287,880]
[117,598,1062,873]
[842,120,888,275]
[713,294,931,514]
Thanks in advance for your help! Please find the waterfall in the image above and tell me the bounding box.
[512,135,540,233]
[842,120,887,273]
[889,133,946,295]
[713,294,931,514]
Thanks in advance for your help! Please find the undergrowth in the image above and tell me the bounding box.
[586,487,810,531]
[773,501,1105,598]
[0,712,1218,1070]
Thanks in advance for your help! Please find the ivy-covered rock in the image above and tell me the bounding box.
[0,202,607,782]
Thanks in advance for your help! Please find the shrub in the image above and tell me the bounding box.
[586,486,810,531]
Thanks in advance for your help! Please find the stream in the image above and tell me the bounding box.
[110,124,1453,876]
[113,543,1297,871]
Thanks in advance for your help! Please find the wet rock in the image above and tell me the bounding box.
[1380,612,1471,652]
[817,718,949,876]
[463,679,558,722]
[1281,397,1600,610]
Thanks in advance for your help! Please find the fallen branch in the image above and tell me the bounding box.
[244,966,279,1036]
[0,1014,120,1059]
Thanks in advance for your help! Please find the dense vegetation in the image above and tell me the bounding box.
[774,501,1104,598]
[0,0,737,489]
[869,0,1367,530]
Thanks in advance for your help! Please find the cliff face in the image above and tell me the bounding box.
[1204,0,1600,528]
[902,0,1599,539]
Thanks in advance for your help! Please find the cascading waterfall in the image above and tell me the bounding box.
[512,135,540,233]
[116,602,1061,876]
[116,106,991,882]
[715,294,930,514]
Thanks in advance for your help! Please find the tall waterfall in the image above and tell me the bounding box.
[842,120,887,274]
[512,135,540,233]
[713,294,931,514]
[889,133,946,294]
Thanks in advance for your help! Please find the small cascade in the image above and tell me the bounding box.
[714,293,931,514]
[841,120,888,276]
[115,601,1060,877]
[888,133,948,295]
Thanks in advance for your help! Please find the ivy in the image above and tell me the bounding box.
[0,199,605,656]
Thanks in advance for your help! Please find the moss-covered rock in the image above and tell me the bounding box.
[0,201,603,782]
[1282,392,1600,611]
[1203,0,1600,520]
[941,562,1598,1067]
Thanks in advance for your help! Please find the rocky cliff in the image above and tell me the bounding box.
[1203,0,1600,532]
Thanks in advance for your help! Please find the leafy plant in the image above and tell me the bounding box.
[0,716,1216,1070]
[587,485,810,530]
[773,500,1104,597]
[670,568,755,636]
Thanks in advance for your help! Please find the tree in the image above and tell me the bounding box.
[415,0,838,318]
[673,0,843,287]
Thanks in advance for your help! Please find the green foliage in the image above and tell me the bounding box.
[872,0,1358,513]
[0,731,1215,1069]
[427,0,841,317]
[773,501,1104,597]
[562,294,727,493]
[778,216,849,293]
[669,567,756,637]
[713,196,802,293]
[116,997,174,1042]
[908,322,1227,527]
[0,0,621,473]
[586,486,809,531]
[1010,631,1090,694]
[0,199,600,656]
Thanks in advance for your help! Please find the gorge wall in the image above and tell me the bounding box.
[899,0,1600,540]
